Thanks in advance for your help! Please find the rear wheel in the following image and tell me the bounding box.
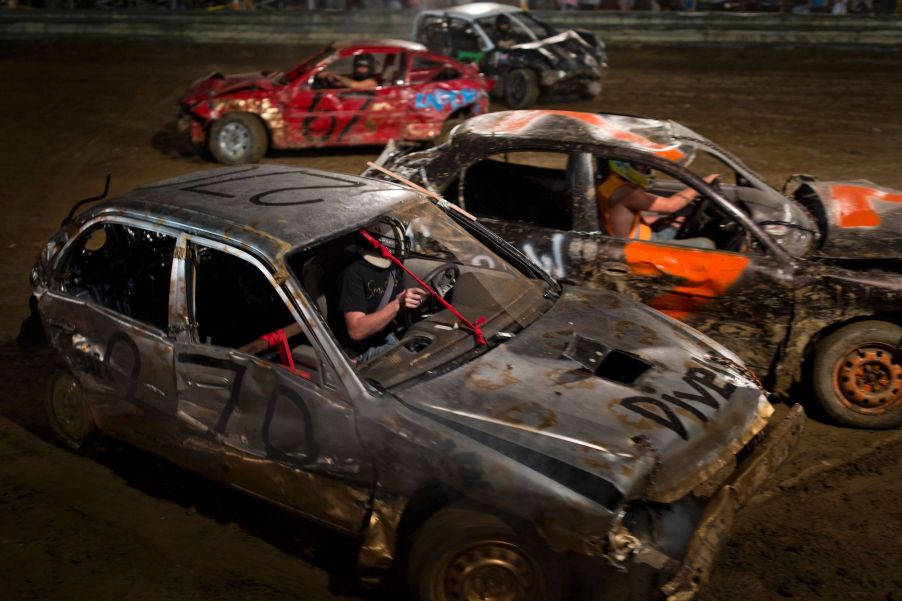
[812,320,902,429]
[407,506,558,601]
[208,112,267,164]
[44,369,98,451]
[503,69,539,109]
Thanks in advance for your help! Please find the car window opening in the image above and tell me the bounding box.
[408,55,462,86]
[190,245,317,381]
[449,151,574,231]
[62,223,175,332]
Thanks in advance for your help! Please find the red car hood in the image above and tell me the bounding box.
[181,71,278,104]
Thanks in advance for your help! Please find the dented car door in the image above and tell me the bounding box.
[169,237,371,533]
[39,220,180,442]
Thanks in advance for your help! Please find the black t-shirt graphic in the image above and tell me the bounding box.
[337,259,399,355]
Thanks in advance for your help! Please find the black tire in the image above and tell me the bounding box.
[44,369,98,451]
[407,506,559,601]
[812,320,902,429]
[503,69,540,109]
[208,112,267,165]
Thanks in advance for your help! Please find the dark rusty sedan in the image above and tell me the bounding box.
[31,165,803,601]
[371,109,902,429]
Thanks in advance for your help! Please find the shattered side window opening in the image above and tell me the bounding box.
[448,18,483,52]
[408,55,461,85]
[461,151,573,230]
[188,242,319,374]
[317,53,392,84]
[60,222,175,332]
[594,156,758,253]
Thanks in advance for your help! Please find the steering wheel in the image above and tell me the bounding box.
[671,177,723,239]
[404,263,460,327]
[673,196,710,240]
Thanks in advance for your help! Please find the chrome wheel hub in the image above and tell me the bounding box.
[217,122,250,161]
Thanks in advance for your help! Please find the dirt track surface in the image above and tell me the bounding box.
[0,40,900,601]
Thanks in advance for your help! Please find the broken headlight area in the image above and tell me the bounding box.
[587,405,805,600]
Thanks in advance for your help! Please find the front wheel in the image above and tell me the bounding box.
[208,112,267,165]
[812,320,901,429]
[503,69,540,109]
[407,506,558,601]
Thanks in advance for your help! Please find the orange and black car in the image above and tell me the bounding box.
[372,109,901,429]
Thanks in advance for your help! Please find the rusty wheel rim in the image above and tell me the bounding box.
[833,343,901,414]
[437,540,540,601]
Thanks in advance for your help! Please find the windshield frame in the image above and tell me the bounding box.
[284,48,334,83]
[509,12,555,40]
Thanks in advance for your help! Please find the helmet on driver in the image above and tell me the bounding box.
[609,160,654,190]
[352,53,376,82]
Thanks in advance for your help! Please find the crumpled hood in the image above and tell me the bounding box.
[180,71,276,104]
[797,179,902,259]
[510,30,604,73]
[394,287,771,505]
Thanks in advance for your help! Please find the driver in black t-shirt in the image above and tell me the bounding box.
[337,222,426,362]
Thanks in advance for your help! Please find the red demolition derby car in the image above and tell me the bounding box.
[179,39,491,164]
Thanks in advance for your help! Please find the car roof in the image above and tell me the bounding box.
[450,110,699,163]
[331,39,427,52]
[420,2,521,19]
[83,165,422,261]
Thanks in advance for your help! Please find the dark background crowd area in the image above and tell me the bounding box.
[4,0,900,14]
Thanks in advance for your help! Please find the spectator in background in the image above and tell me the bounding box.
[560,0,579,9]
[809,0,828,11]
[619,0,636,9]
[832,0,849,12]
[680,0,697,10]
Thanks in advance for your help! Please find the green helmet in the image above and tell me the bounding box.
[609,160,653,189]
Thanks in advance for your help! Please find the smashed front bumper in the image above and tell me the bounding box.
[540,65,605,97]
[661,403,806,601]
[177,105,208,146]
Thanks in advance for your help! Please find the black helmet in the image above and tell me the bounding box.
[496,14,511,32]
[352,53,376,81]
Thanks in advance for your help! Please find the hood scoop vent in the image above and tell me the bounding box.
[563,334,652,385]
